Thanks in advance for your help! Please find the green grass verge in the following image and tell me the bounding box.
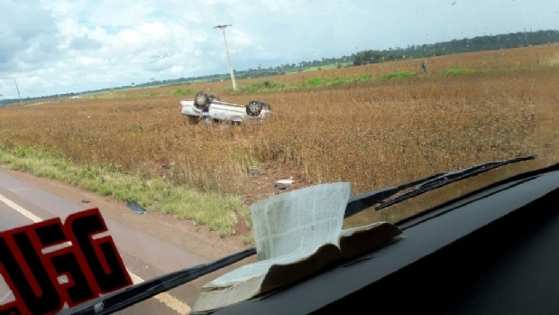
[300,62,352,72]
[303,74,373,88]
[0,145,250,236]
[380,71,417,80]
[232,74,375,94]
[174,87,195,96]
[237,80,290,93]
[443,66,481,77]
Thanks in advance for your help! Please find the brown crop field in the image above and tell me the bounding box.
[1,44,559,232]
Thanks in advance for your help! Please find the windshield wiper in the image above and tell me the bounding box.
[62,155,534,314]
[374,155,534,210]
[60,248,257,315]
[345,155,534,215]
[344,172,444,217]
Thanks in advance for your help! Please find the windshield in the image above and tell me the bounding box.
[0,1,557,314]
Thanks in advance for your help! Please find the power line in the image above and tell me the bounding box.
[214,24,238,91]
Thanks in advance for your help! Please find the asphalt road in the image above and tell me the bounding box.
[0,168,223,315]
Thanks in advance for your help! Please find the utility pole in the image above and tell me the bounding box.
[13,78,21,99]
[214,24,237,91]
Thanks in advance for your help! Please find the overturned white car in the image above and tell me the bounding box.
[180,91,271,124]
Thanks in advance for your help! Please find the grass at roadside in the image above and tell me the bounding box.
[0,145,250,236]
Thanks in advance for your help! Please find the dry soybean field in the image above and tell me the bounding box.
[1,44,559,233]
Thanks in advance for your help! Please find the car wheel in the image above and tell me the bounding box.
[246,100,265,117]
[194,91,211,111]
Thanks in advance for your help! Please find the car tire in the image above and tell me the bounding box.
[246,100,265,117]
[194,91,211,111]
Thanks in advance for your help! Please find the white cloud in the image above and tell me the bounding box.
[0,1,60,71]
[0,0,557,98]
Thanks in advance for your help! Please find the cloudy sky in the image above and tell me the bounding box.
[0,0,558,98]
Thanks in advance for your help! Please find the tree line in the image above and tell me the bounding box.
[2,30,558,106]
[352,30,559,66]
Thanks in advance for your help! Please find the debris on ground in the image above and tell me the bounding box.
[127,200,147,215]
[248,166,261,177]
[274,177,294,190]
